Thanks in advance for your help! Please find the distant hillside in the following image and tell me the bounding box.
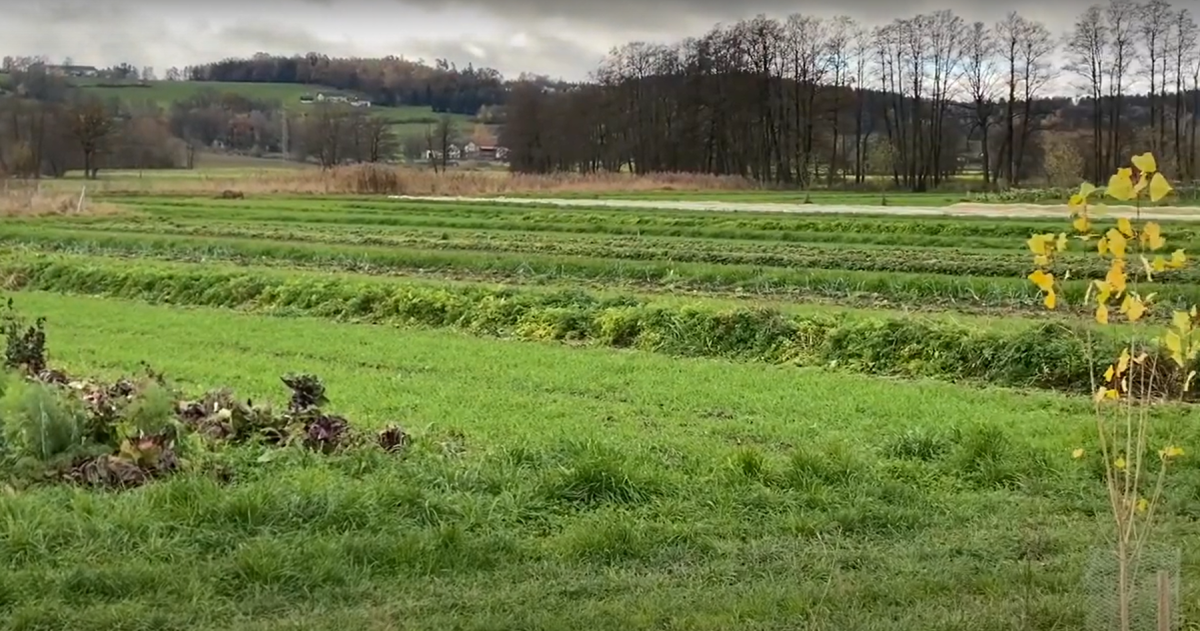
[187,54,507,117]
[73,79,478,135]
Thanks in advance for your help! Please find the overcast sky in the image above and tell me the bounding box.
[8,0,1107,82]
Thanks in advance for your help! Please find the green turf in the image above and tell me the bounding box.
[3,290,1199,631]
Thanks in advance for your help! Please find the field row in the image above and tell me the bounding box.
[4,222,1199,317]
[0,252,1170,396]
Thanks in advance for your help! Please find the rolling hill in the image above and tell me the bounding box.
[73,79,477,135]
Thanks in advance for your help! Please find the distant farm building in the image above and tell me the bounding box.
[300,93,372,107]
[463,142,509,162]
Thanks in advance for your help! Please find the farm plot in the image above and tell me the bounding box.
[2,192,1200,630]
[0,291,1197,631]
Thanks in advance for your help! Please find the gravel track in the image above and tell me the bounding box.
[389,195,1200,222]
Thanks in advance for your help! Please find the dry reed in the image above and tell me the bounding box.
[0,181,122,216]
[35,165,762,197]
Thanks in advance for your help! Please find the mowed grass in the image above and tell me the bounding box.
[4,291,1200,630]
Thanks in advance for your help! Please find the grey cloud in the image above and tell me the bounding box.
[1,0,1118,80]
[406,0,1096,33]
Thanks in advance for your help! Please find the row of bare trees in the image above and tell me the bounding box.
[502,2,1200,190]
[1,66,413,175]
[0,80,183,179]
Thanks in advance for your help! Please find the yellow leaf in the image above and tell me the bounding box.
[1115,457,1127,470]
[1026,234,1053,256]
[1186,370,1197,392]
[1105,388,1120,400]
[1105,259,1127,295]
[1034,254,1050,267]
[1073,215,1092,234]
[1117,217,1134,237]
[1028,269,1055,293]
[1079,182,1097,199]
[1095,386,1109,402]
[1152,255,1167,272]
[1132,152,1158,174]
[1134,176,1149,196]
[1163,330,1184,365]
[1096,303,1109,324]
[1142,222,1166,250]
[1056,233,1068,252]
[1072,448,1085,459]
[1137,497,1149,513]
[1107,170,1135,201]
[1159,445,1184,459]
[1117,348,1131,375]
[1167,249,1187,269]
[1044,289,1057,310]
[1069,193,1085,207]
[1104,364,1116,382]
[1150,172,1174,202]
[1171,310,1191,332]
[1121,295,1147,322]
[1106,229,1128,258]
[1098,235,1110,256]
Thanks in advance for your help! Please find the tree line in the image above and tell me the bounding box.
[501,1,1200,190]
[0,67,426,177]
[186,54,513,117]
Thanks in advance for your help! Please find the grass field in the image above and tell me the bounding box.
[2,185,1199,629]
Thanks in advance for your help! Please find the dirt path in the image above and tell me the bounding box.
[390,195,1200,222]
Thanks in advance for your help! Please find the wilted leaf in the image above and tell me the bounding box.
[1140,256,1155,281]
[1117,217,1134,238]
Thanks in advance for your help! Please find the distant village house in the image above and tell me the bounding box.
[45,64,99,78]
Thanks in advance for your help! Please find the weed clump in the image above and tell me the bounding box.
[0,297,406,490]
